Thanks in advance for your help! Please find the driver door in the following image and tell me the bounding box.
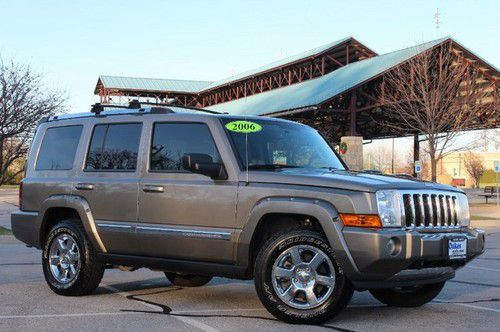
[137,120,238,263]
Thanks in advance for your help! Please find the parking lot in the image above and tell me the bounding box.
[1,188,499,331]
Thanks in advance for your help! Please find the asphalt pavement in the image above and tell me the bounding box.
[1,188,499,331]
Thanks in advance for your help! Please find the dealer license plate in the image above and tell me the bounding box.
[448,238,467,260]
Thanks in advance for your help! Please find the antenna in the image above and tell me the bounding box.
[434,8,440,37]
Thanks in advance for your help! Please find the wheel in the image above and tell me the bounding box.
[42,219,105,296]
[164,272,212,287]
[254,228,353,324]
[369,282,445,307]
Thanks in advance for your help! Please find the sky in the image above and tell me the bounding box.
[0,0,498,154]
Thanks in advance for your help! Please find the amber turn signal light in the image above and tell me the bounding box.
[339,214,382,228]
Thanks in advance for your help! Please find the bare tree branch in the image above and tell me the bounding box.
[0,59,66,185]
[377,42,499,181]
[464,152,485,188]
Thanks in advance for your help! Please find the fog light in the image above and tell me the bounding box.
[386,238,401,256]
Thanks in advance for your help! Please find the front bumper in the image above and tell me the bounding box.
[341,227,485,288]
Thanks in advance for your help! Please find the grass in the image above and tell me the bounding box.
[0,226,12,235]
[0,185,19,190]
[470,215,499,221]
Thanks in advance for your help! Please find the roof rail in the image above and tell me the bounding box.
[90,99,224,115]
[124,100,226,114]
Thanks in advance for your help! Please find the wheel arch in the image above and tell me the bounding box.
[236,197,359,277]
[37,195,106,252]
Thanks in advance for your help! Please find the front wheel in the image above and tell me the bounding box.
[369,282,445,307]
[254,228,353,324]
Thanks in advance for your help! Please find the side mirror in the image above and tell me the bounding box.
[182,153,227,180]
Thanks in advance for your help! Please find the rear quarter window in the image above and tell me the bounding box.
[35,125,83,170]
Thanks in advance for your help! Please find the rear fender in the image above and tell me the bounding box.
[38,195,106,252]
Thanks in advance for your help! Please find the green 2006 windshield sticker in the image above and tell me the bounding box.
[225,121,262,133]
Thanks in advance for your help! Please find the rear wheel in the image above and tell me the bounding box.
[254,228,353,324]
[42,219,105,296]
[369,282,445,307]
[164,272,212,287]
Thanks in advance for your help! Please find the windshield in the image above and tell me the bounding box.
[221,118,345,170]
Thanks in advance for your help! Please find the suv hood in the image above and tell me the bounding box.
[246,168,463,193]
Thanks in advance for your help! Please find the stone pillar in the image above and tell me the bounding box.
[340,136,363,171]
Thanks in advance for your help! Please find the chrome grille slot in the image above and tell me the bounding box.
[403,194,414,227]
[422,194,431,226]
[401,190,462,230]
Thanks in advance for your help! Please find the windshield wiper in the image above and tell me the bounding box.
[321,166,341,171]
[247,164,301,170]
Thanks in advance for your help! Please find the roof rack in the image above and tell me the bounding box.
[90,99,224,115]
[42,100,226,123]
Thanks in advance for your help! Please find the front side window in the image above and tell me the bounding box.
[150,123,221,171]
[36,125,83,170]
[221,118,345,170]
[85,123,142,171]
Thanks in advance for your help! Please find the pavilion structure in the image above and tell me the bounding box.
[94,36,499,170]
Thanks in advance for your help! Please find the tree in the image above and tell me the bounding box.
[464,152,485,188]
[0,60,66,185]
[378,41,499,181]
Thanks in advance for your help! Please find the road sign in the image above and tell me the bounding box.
[415,160,422,174]
[494,160,500,173]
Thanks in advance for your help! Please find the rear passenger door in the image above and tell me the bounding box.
[137,120,238,263]
[73,121,143,254]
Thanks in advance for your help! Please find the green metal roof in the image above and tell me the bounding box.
[97,75,213,94]
[201,37,373,91]
[206,38,448,116]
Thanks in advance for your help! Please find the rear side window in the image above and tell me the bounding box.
[150,123,221,171]
[36,125,83,170]
[85,123,142,171]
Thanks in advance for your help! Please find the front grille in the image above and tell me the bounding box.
[401,191,461,229]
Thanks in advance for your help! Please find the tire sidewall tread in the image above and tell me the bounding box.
[254,228,353,324]
[42,219,104,296]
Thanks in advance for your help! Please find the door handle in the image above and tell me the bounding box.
[142,185,164,193]
[75,183,94,191]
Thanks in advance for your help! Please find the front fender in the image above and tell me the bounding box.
[236,196,360,278]
[38,195,106,252]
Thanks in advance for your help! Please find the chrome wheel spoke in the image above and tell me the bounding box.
[305,287,319,306]
[50,255,60,265]
[315,274,335,287]
[273,267,293,279]
[69,264,77,276]
[289,247,302,266]
[283,284,298,302]
[64,267,71,280]
[307,252,325,271]
[57,238,67,251]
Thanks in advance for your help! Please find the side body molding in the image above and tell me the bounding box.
[236,196,360,278]
[38,195,107,252]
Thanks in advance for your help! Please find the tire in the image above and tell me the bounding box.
[254,228,353,324]
[42,219,105,296]
[369,282,445,307]
[164,272,212,287]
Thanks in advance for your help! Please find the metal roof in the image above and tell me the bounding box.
[206,38,448,116]
[200,37,375,91]
[96,75,213,94]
